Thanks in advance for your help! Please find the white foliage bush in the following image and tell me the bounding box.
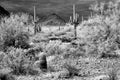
[0,13,33,51]
[76,1,120,57]
[77,16,108,43]
[5,47,29,75]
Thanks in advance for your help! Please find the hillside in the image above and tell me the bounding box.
[40,13,66,26]
[0,5,10,18]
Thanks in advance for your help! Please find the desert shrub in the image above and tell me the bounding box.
[31,33,50,43]
[45,40,63,56]
[62,47,85,59]
[60,35,73,42]
[4,47,32,75]
[0,73,15,80]
[108,68,118,80]
[47,65,55,72]
[0,13,31,51]
[89,1,120,16]
[1,31,30,51]
[97,38,119,58]
[14,32,30,49]
[25,42,46,61]
[77,16,105,56]
[76,1,120,58]
[63,63,79,77]
[0,51,7,68]
[77,15,108,43]
[47,55,66,72]
[57,70,70,79]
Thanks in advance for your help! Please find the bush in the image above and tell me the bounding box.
[63,63,79,77]
[14,32,30,49]
[0,73,15,80]
[108,68,118,80]
[45,40,63,56]
[4,47,31,75]
[0,13,31,51]
[2,31,30,51]
[0,52,7,68]
[76,1,120,58]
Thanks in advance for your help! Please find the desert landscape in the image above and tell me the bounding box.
[0,0,120,80]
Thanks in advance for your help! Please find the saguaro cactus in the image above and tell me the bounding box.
[33,5,41,34]
[69,16,72,24]
[70,4,79,39]
[33,6,37,35]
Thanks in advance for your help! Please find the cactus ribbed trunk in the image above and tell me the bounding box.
[73,4,79,39]
[73,4,76,22]
[74,24,77,39]
[33,6,37,35]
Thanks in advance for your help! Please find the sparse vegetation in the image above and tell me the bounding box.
[108,68,118,80]
[63,63,79,77]
[1,1,120,80]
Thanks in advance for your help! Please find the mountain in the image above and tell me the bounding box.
[0,5,10,18]
[0,0,112,21]
[40,13,66,26]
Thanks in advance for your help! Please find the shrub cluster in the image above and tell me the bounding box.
[4,47,29,75]
[77,1,120,58]
[0,13,32,51]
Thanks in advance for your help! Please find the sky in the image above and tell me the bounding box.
[0,0,112,20]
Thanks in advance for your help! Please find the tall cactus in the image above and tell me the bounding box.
[70,4,79,39]
[69,16,72,23]
[33,6,37,35]
[33,5,41,34]
[90,12,93,18]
